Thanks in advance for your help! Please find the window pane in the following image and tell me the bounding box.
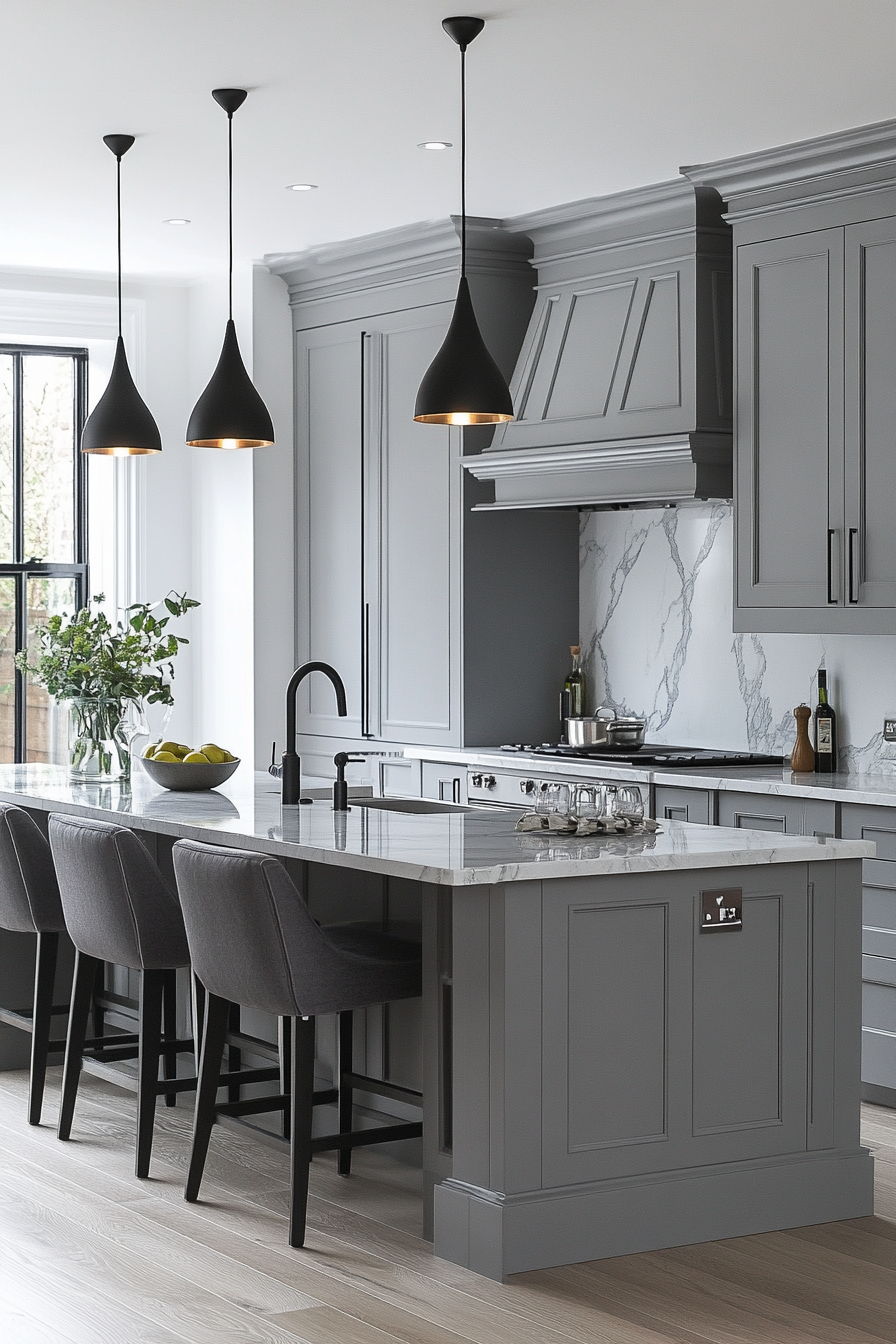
[22,355,76,563]
[0,356,12,561]
[0,577,15,762]
[26,577,76,764]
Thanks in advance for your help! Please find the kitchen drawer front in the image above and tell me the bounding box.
[380,758,422,798]
[717,791,836,837]
[862,978,896,1091]
[653,786,715,826]
[422,761,467,805]
[840,802,896,854]
[863,884,896,960]
[863,954,896,987]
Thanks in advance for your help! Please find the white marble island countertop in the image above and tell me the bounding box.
[0,766,873,887]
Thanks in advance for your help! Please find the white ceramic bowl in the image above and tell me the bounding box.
[140,756,240,792]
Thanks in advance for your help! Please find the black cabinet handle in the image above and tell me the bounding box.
[848,527,859,604]
[827,529,838,604]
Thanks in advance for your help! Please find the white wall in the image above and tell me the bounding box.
[580,506,896,773]
[251,266,294,770]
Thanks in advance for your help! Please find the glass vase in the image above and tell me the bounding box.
[67,697,133,783]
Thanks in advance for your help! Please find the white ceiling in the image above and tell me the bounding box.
[3,0,896,282]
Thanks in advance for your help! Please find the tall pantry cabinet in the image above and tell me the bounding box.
[684,120,896,634]
[269,220,579,776]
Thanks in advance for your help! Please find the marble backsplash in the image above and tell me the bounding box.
[579,505,896,774]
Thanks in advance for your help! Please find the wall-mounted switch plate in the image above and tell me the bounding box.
[884,719,896,742]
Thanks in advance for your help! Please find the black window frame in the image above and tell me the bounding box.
[0,342,89,761]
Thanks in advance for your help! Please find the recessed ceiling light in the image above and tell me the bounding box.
[286,182,318,191]
[163,218,191,225]
[418,141,452,150]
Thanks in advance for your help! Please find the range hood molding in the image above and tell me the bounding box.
[463,431,732,511]
[465,180,733,511]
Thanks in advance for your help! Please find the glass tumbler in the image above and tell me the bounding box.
[613,785,645,823]
[571,783,600,820]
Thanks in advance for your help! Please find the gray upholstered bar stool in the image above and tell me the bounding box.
[48,812,197,1176]
[172,838,423,1248]
[0,803,125,1126]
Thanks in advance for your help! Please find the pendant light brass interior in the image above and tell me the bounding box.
[81,134,162,455]
[186,89,274,449]
[414,16,514,426]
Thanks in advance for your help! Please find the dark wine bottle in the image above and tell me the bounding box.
[813,668,837,774]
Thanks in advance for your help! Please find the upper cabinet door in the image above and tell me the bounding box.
[368,304,458,746]
[844,217,896,611]
[294,320,364,737]
[735,229,844,617]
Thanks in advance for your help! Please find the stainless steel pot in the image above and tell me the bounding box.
[565,711,646,750]
[565,710,612,747]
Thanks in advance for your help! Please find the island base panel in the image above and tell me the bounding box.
[433,1149,874,1278]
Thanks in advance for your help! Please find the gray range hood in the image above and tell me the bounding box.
[463,180,733,510]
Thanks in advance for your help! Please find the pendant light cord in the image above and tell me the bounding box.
[228,110,234,321]
[460,44,467,278]
[116,150,123,338]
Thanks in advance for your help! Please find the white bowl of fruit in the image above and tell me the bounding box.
[140,740,239,791]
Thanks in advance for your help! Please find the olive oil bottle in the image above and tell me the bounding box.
[813,668,837,774]
[560,644,586,733]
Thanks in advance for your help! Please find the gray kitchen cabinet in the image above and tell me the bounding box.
[653,784,715,826]
[271,219,579,763]
[840,802,896,1103]
[422,761,466,805]
[684,120,896,633]
[717,790,836,838]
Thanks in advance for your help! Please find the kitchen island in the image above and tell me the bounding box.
[0,766,875,1280]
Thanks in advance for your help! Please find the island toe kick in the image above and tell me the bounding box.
[428,860,874,1280]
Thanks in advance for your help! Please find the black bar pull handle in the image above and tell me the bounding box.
[848,527,859,604]
[827,529,838,604]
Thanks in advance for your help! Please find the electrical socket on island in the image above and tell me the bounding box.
[884,719,896,742]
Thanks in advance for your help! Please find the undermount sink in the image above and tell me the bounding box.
[352,796,481,815]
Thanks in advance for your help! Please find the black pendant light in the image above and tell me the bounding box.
[81,135,162,456]
[186,89,274,449]
[414,16,513,425]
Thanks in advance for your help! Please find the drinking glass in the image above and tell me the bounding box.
[536,781,570,816]
[613,785,644,823]
[571,783,600,820]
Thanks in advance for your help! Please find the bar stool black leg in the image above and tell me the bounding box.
[190,973,206,1075]
[185,992,229,1203]
[337,1009,353,1175]
[58,950,100,1142]
[28,931,59,1126]
[91,959,105,1040]
[162,968,178,1107]
[227,1001,242,1104]
[279,1015,292,1140]
[289,1015,316,1248]
[136,969,164,1178]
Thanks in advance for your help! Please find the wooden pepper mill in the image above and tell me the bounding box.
[791,704,815,772]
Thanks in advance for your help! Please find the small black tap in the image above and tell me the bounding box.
[270,661,348,804]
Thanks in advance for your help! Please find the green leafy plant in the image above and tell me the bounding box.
[15,591,200,707]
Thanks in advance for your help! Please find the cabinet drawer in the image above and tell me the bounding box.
[864,884,896,931]
[422,761,467,804]
[863,954,896,987]
[863,979,896,1033]
[841,803,896,854]
[653,786,714,826]
[717,791,836,837]
[862,1025,896,1091]
[380,758,422,798]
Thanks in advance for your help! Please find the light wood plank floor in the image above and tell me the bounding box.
[0,1068,892,1344]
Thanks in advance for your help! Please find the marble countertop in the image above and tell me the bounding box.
[0,765,872,887]
[404,745,896,806]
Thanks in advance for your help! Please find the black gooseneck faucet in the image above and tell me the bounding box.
[270,661,347,804]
